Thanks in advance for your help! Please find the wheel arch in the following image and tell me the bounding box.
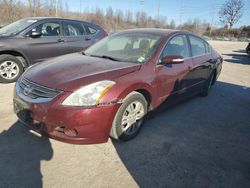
[0,50,30,68]
[211,68,217,85]
[135,89,152,111]
[104,82,155,111]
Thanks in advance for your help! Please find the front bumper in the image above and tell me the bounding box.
[13,89,120,144]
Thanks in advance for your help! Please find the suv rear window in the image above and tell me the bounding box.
[83,25,98,35]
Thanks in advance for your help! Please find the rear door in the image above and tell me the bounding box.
[188,35,212,86]
[23,20,65,63]
[155,34,193,102]
[61,21,93,53]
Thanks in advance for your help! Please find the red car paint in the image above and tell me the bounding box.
[14,29,222,144]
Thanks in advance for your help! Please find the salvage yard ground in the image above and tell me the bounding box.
[0,41,250,188]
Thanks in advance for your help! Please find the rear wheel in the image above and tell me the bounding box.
[0,55,23,83]
[110,91,148,141]
[200,71,215,97]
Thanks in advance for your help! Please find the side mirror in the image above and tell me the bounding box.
[30,31,42,38]
[161,55,184,64]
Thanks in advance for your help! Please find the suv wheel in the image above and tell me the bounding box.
[0,55,23,83]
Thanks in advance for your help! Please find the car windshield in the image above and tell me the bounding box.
[85,33,162,64]
[0,19,37,36]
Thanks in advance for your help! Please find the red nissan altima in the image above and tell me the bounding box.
[13,29,223,144]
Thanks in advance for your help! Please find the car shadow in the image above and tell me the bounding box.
[0,121,53,188]
[222,50,250,65]
[112,81,250,188]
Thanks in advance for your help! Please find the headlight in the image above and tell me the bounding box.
[62,80,115,107]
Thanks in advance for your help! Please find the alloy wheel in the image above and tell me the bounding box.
[0,60,20,80]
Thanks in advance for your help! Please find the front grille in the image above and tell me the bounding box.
[18,77,60,100]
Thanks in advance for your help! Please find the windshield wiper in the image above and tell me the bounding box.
[89,54,120,61]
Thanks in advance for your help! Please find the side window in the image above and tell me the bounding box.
[205,42,210,53]
[63,22,85,36]
[161,35,190,59]
[32,22,60,36]
[83,25,98,35]
[189,35,206,56]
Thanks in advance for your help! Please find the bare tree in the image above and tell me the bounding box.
[106,6,114,19]
[219,0,244,28]
[125,10,133,23]
[169,19,176,29]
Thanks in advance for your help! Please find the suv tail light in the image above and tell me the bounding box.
[103,30,108,37]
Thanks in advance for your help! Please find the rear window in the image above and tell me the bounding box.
[63,22,85,36]
[189,35,206,57]
[83,25,98,35]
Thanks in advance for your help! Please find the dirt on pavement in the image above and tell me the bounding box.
[0,40,250,188]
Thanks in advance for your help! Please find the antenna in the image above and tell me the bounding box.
[157,0,160,19]
[80,0,82,16]
[55,0,58,17]
[140,0,144,13]
[180,0,185,25]
[211,0,217,28]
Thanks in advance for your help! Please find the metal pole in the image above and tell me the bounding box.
[56,0,58,17]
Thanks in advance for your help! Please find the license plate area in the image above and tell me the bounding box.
[13,98,33,124]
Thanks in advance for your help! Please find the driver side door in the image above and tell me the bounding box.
[155,34,193,103]
[23,21,65,63]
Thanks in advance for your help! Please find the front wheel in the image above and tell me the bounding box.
[110,91,148,141]
[0,55,23,83]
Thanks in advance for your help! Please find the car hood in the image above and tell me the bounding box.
[24,53,141,91]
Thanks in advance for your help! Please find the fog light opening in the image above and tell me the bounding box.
[55,126,65,133]
[64,128,78,137]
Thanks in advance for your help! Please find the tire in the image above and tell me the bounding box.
[0,55,23,83]
[110,91,148,141]
[200,71,215,97]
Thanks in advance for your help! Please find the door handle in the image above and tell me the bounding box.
[57,39,64,42]
[208,59,214,63]
[85,37,91,41]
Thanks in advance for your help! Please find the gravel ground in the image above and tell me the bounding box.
[0,41,250,188]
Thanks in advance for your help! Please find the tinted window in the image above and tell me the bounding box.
[189,35,206,56]
[205,42,210,53]
[161,35,190,59]
[63,22,85,36]
[84,25,98,35]
[33,22,60,36]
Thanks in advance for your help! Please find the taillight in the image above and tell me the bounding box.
[103,30,108,37]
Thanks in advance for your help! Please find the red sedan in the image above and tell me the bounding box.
[13,29,223,144]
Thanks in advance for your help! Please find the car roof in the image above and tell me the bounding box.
[118,28,192,36]
[22,17,104,29]
[23,17,92,24]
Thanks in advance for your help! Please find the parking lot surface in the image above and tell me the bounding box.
[0,41,250,188]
